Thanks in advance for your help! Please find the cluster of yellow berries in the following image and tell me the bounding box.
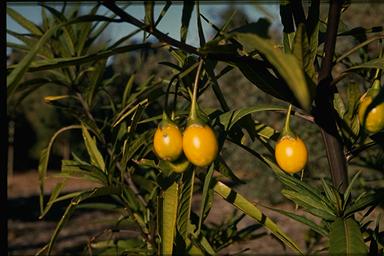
[153,120,218,169]
[153,78,382,175]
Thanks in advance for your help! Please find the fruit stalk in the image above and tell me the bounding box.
[189,59,204,122]
[282,104,294,137]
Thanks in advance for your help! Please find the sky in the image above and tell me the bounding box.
[6,2,281,55]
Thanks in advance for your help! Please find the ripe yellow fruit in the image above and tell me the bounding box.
[358,94,384,134]
[153,123,183,161]
[183,124,218,167]
[275,135,308,174]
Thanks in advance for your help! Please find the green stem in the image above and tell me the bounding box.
[162,111,169,122]
[164,76,177,119]
[171,80,180,120]
[189,59,204,122]
[373,39,383,81]
[282,104,293,136]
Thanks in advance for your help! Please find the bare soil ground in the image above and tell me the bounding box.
[7,170,374,255]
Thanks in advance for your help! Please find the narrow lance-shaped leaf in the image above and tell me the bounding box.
[346,57,384,71]
[180,0,195,43]
[7,14,126,98]
[232,32,312,111]
[197,164,214,234]
[144,0,154,27]
[214,181,303,254]
[292,23,317,84]
[329,217,368,255]
[195,1,205,47]
[40,186,121,256]
[38,125,81,214]
[155,1,172,27]
[161,182,179,255]
[81,124,105,171]
[177,167,195,240]
[219,104,286,131]
[7,7,43,35]
[7,43,152,73]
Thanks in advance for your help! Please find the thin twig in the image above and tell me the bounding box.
[101,0,198,55]
[346,142,377,162]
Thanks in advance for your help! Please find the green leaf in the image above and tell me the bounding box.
[203,59,230,111]
[283,32,295,53]
[345,82,362,118]
[61,160,108,185]
[180,1,194,43]
[344,189,384,218]
[160,181,179,255]
[230,18,271,39]
[320,178,341,213]
[219,104,286,131]
[144,0,154,26]
[177,167,195,241]
[7,14,125,98]
[38,125,82,214]
[46,199,77,255]
[190,232,216,255]
[39,182,67,219]
[6,29,38,48]
[334,92,346,118]
[346,57,384,71]
[75,4,100,55]
[121,131,152,171]
[254,120,280,141]
[343,171,361,209]
[338,26,383,37]
[329,217,368,255]
[7,7,43,35]
[292,23,317,84]
[232,32,312,111]
[305,0,320,67]
[43,187,121,255]
[195,1,205,47]
[122,74,136,106]
[90,238,147,254]
[81,124,105,171]
[113,98,149,128]
[85,59,107,106]
[40,4,76,57]
[213,181,303,254]
[262,204,328,237]
[280,2,295,35]
[197,164,214,234]
[154,1,172,27]
[7,41,30,52]
[282,189,336,220]
[7,43,151,73]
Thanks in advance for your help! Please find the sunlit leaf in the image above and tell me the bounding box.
[180,1,195,43]
[160,181,179,255]
[38,125,81,214]
[219,104,286,130]
[7,7,43,35]
[214,181,303,254]
[81,124,105,171]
